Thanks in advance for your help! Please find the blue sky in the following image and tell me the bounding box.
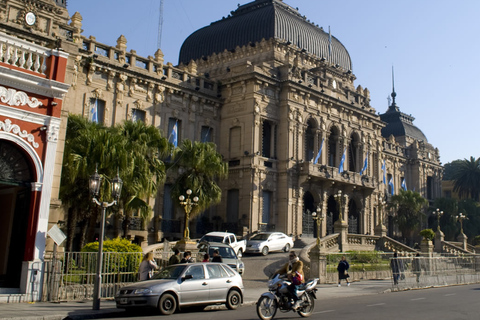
[67,0,480,164]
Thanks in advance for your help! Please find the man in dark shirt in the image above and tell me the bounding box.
[211,249,223,262]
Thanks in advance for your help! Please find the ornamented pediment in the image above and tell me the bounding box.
[0,86,43,108]
[0,119,39,148]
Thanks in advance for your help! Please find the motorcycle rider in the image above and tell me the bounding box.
[275,251,305,310]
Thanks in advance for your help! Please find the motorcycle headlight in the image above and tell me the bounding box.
[134,288,152,294]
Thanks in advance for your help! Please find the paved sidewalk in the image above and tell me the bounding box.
[0,279,392,320]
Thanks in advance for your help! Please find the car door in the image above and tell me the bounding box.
[206,264,230,301]
[178,265,209,305]
[269,233,282,251]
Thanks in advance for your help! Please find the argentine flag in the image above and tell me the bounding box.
[359,152,368,175]
[313,138,324,164]
[339,147,347,173]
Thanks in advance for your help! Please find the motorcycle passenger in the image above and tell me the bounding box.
[275,251,304,310]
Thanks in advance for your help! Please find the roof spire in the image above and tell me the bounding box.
[389,65,399,112]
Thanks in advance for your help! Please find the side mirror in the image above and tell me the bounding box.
[182,274,193,282]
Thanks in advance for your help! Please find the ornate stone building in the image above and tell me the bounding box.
[0,0,442,294]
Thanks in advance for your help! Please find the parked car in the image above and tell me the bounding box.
[197,241,245,275]
[198,231,246,258]
[246,232,294,255]
[115,262,244,315]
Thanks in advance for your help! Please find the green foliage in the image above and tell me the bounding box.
[388,190,428,243]
[474,235,480,245]
[443,160,464,181]
[420,229,435,241]
[452,157,480,201]
[81,238,142,277]
[346,251,382,264]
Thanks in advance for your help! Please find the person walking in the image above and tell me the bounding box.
[337,256,350,286]
[275,251,304,310]
[412,253,422,284]
[390,252,404,285]
[139,252,159,281]
[168,249,181,265]
[211,249,223,262]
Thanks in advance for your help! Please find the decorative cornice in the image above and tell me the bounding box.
[0,86,43,108]
[0,119,39,148]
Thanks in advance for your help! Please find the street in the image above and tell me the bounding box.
[92,283,480,320]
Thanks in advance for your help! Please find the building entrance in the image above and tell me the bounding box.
[0,140,33,288]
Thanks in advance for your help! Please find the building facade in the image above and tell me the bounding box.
[0,0,442,295]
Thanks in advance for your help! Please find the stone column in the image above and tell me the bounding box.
[334,219,348,252]
[420,239,434,256]
[308,245,327,283]
[457,233,468,251]
[434,229,444,253]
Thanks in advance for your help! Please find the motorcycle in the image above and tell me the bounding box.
[256,274,318,320]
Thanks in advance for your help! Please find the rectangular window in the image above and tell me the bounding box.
[201,126,213,143]
[168,118,180,146]
[262,191,272,224]
[227,189,239,224]
[427,176,433,199]
[262,121,272,158]
[131,109,146,123]
[161,184,174,233]
[89,98,105,124]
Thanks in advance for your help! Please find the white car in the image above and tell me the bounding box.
[246,232,294,255]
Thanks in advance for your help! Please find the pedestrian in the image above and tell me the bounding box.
[180,251,194,263]
[275,251,304,310]
[211,249,223,262]
[168,248,181,265]
[390,252,404,285]
[337,255,350,286]
[139,252,159,281]
[203,253,210,262]
[412,253,422,283]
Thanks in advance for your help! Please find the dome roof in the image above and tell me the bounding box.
[178,0,352,70]
[380,102,428,142]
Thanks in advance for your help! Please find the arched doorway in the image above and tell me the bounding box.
[348,199,360,234]
[0,139,34,288]
[302,192,315,238]
[326,195,339,235]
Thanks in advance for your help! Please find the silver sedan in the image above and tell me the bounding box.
[115,262,244,314]
[246,232,294,255]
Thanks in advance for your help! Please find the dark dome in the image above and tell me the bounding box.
[178,0,352,70]
[380,104,428,142]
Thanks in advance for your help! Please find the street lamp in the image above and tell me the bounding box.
[456,212,467,234]
[179,189,199,240]
[334,190,347,222]
[89,168,123,311]
[433,208,444,232]
[311,206,326,247]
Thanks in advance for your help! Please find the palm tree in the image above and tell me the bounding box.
[169,140,228,236]
[117,120,169,236]
[388,190,428,245]
[453,157,480,201]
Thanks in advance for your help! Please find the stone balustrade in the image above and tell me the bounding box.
[0,33,49,75]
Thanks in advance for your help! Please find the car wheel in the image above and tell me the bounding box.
[237,249,243,258]
[284,243,291,252]
[158,293,176,315]
[226,289,241,310]
[261,246,269,256]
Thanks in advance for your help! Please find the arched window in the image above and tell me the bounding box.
[305,119,315,161]
[328,127,339,167]
[348,132,360,172]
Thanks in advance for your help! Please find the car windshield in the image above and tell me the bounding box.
[208,246,237,259]
[200,235,224,243]
[250,233,270,241]
[151,265,186,280]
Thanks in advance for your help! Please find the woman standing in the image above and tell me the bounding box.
[337,256,350,286]
[139,252,159,281]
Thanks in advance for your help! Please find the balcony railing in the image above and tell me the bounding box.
[0,34,49,76]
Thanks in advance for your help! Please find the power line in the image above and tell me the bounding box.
[157,0,164,49]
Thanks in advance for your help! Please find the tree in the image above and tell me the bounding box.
[452,157,480,201]
[388,190,428,245]
[169,140,228,233]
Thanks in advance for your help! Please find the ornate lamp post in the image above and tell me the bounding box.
[179,189,199,241]
[333,190,347,222]
[456,212,467,234]
[89,168,123,310]
[312,206,326,247]
[433,208,444,232]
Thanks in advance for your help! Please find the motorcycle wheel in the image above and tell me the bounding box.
[256,296,278,320]
[297,292,315,317]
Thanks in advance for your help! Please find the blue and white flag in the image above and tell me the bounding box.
[313,138,324,164]
[91,98,98,123]
[382,160,386,184]
[401,179,407,191]
[359,152,369,175]
[169,121,178,147]
[339,147,347,173]
[389,177,394,195]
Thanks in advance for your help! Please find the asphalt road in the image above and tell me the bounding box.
[91,283,480,320]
